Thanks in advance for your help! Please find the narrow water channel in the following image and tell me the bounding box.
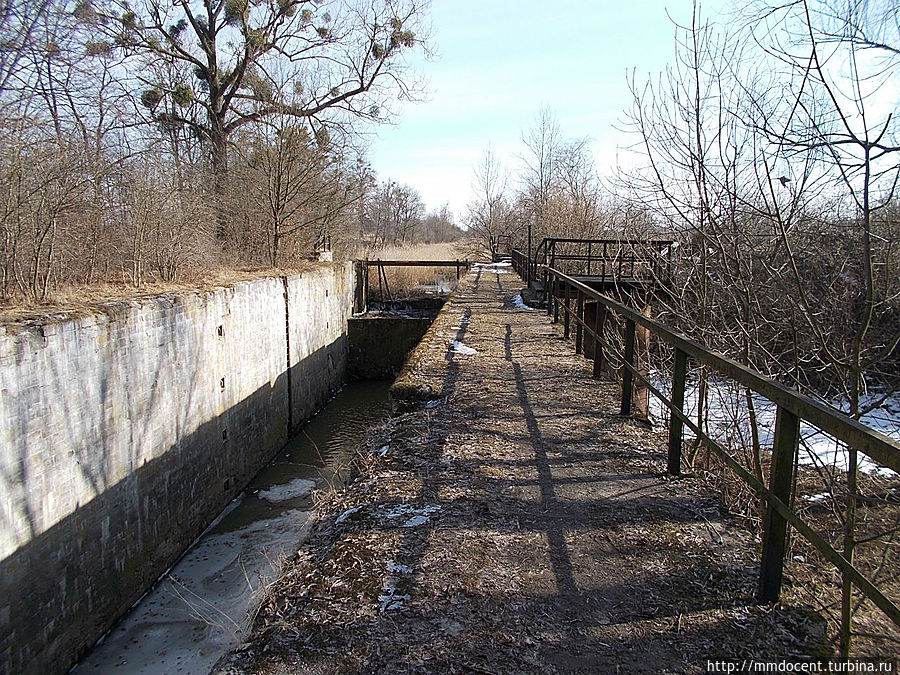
[74,380,391,675]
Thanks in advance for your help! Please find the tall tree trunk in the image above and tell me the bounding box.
[211,123,228,240]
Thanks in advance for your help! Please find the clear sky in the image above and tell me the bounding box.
[366,0,734,221]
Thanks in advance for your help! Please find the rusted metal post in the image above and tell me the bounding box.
[667,348,687,475]
[592,305,606,379]
[563,283,571,340]
[575,291,584,355]
[620,318,636,416]
[758,406,800,603]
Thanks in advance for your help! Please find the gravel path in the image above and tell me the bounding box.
[217,263,828,674]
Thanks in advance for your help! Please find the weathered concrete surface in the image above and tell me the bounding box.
[347,316,432,380]
[221,262,828,673]
[0,264,353,674]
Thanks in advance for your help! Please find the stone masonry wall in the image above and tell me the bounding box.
[0,263,354,674]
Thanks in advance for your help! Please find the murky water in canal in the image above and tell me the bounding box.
[74,380,391,675]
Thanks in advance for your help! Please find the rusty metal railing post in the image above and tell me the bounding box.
[563,283,571,339]
[667,348,687,476]
[592,305,606,379]
[620,318,636,416]
[758,406,800,603]
[575,291,584,354]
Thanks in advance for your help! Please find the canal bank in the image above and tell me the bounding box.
[75,381,391,675]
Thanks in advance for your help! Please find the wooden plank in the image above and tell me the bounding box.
[620,318,636,416]
[667,348,687,476]
[758,406,800,602]
[593,305,606,379]
[575,291,584,355]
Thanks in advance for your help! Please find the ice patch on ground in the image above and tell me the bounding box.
[450,340,477,355]
[512,294,536,310]
[256,478,317,502]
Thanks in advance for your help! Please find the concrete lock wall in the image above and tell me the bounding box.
[0,264,354,674]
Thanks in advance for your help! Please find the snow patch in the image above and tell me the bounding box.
[335,505,363,524]
[450,340,477,355]
[512,294,536,310]
[649,375,900,477]
[472,261,513,274]
[382,504,441,528]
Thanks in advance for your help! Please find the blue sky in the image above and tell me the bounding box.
[366,0,733,220]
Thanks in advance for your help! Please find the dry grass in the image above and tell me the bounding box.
[686,440,900,655]
[365,240,482,301]
[0,263,326,328]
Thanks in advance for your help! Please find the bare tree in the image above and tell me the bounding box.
[519,106,561,257]
[466,146,515,257]
[95,0,429,237]
[239,122,360,266]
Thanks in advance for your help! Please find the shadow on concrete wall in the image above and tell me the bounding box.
[0,337,345,675]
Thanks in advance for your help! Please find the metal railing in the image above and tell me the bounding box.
[544,266,900,646]
[512,238,674,289]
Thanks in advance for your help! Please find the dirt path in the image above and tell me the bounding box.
[217,263,828,674]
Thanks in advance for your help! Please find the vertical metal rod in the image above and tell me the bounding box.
[592,305,606,379]
[382,264,393,303]
[620,318,636,416]
[575,291,584,354]
[548,247,556,315]
[758,406,800,603]
[456,259,461,280]
[587,241,592,276]
[563,283,571,340]
[553,275,560,323]
[363,263,370,313]
[547,275,554,316]
[377,261,383,300]
[667,348,688,476]
[603,241,608,280]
